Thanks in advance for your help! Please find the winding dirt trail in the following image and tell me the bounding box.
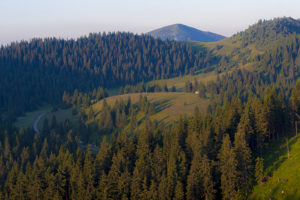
[33,112,47,134]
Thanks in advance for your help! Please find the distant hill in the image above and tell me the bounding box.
[147,24,226,42]
[232,17,300,47]
[191,17,300,72]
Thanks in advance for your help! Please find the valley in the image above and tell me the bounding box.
[2,17,300,200]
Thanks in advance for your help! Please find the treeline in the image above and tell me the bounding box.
[119,82,176,95]
[184,79,207,98]
[0,32,213,117]
[233,17,300,48]
[77,95,156,144]
[62,87,108,109]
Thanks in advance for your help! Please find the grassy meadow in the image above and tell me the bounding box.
[91,92,209,125]
[250,135,300,199]
[14,106,78,131]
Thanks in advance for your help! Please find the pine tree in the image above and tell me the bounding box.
[186,152,215,200]
[234,131,253,199]
[201,155,215,200]
[186,152,203,200]
[83,147,96,199]
[174,181,185,200]
[255,157,264,184]
[95,137,112,176]
[253,98,267,156]
[218,134,239,200]
[148,180,159,200]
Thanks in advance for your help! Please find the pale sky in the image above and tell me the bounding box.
[1,0,300,45]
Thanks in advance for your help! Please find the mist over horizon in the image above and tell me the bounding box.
[1,0,300,45]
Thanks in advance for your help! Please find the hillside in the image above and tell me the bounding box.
[251,136,300,199]
[232,17,300,48]
[148,24,225,42]
[0,32,213,118]
[91,92,209,125]
[192,17,300,64]
[14,106,79,131]
[192,17,300,52]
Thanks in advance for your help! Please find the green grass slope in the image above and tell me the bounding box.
[91,92,209,125]
[189,17,300,74]
[14,106,78,131]
[250,136,300,200]
[14,92,207,132]
[14,106,52,129]
[147,71,218,91]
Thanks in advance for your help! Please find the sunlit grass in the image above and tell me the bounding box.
[250,136,300,199]
[92,92,209,125]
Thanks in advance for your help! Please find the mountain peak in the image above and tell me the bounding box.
[147,24,225,42]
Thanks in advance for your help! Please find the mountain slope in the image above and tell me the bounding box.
[232,17,300,48]
[0,33,213,117]
[190,17,300,73]
[250,136,300,199]
[90,92,209,125]
[148,24,225,42]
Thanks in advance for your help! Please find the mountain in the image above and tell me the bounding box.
[147,23,226,42]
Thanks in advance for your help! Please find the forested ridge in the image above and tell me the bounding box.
[1,17,300,199]
[0,32,213,118]
[230,17,300,49]
[184,18,300,107]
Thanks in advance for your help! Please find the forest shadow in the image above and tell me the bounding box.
[264,136,298,176]
[153,99,172,113]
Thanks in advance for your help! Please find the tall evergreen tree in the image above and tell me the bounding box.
[218,134,239,200]
[234,131,253,199]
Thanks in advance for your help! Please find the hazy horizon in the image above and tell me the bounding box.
[1,0,300,45]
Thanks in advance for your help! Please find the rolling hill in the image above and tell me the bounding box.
[90,92,209,126]
[191,17,300,59]
[148,23,226,42]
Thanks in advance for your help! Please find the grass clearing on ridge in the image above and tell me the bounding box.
[91,92,209,125]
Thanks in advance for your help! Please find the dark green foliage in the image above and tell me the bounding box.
[0,86,297,199]
[234,131,253,199]
[120,82,169,94]
[0,33,212,117]
[255,157,264,184]
[63,87,108,109]
[184,79,207,98]
[233,17,300,48]
[218,134,239,200]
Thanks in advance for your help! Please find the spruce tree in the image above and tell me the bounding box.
[255,157,264,184]
[218,134,239,200]
[234,131,253,199]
